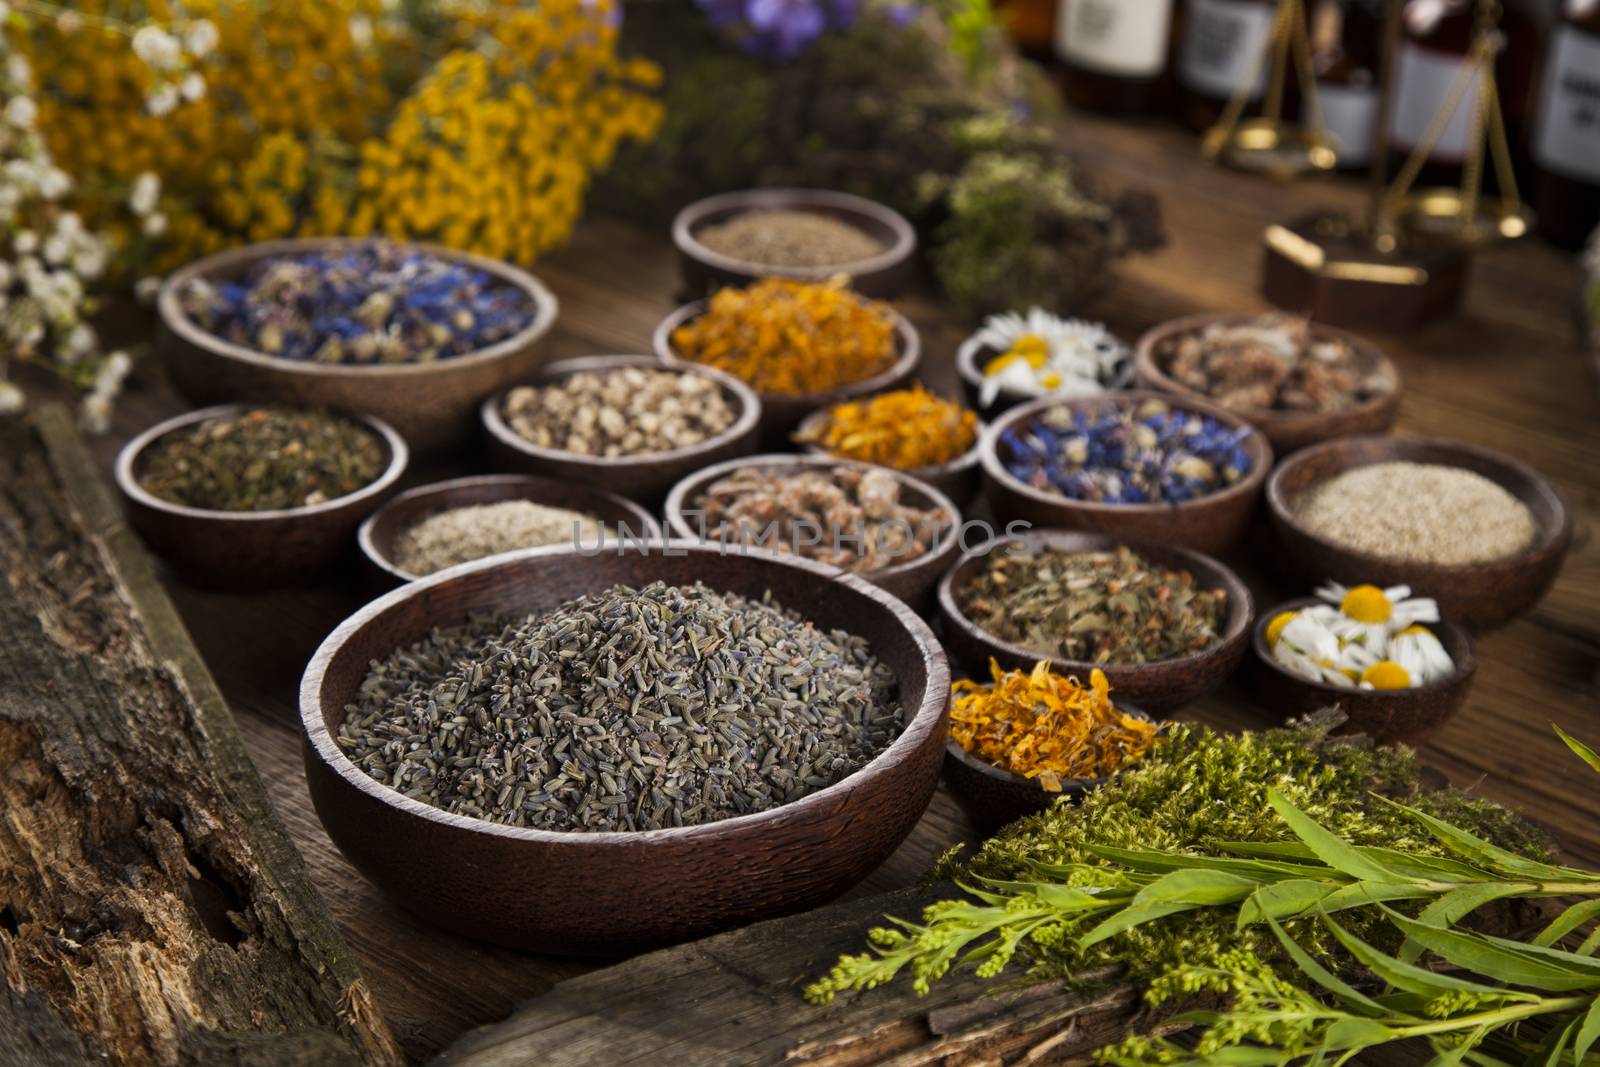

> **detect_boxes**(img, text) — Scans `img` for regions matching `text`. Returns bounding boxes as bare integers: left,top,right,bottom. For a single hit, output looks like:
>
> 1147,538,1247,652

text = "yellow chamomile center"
1340,584,1393,624
1360,661,1412,690
1265,610,1298,647
1398,624,1432,638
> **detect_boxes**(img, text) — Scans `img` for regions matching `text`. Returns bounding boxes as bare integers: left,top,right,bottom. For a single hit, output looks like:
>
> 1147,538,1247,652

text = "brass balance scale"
1202,0,1533,329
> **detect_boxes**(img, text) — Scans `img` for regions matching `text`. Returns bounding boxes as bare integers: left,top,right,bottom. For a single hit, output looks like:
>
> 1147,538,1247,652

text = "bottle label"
1533,25,1600,183
1388,42,1483,162
1057,0,1173,77
1177,0,1275,99
1316,83,1378,167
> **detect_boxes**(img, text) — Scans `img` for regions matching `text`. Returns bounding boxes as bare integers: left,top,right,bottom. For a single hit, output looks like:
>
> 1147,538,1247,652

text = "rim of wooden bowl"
356,473,664,584
480,355,763,473
115,402,409,522
936,528,1255,683
299,540,951,846
652,297,922,409
158,237,558,380
792,403,985,486
1132,312,1402,433
1251,595,1478,699
954,334,1136,409
943,703,1159,792
1264,434,1573,575
671,187,917,283
662,453,963,585
978,388,1274,519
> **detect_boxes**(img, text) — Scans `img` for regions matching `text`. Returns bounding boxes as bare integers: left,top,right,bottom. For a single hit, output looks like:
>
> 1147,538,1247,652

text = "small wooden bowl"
300,542,950,954
481,355,761,507
937,530,1253,713
356,474,663,589
1251,597,1477,746
1265,436,1573,630
158,238,558,454
663,454,963,613
980,390,1274,556
793,405,985,507
115,403,408,591
954,333,1135,420
672,187,917,298
943,707,1157,836
654,297,922,448
1134,313,1402,455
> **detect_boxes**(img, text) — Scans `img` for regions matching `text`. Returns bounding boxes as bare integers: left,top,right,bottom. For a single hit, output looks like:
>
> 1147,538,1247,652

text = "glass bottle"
1531,0,1600,249
1055,0,1178,114
1175,0,1280,130
1312,0,1386,169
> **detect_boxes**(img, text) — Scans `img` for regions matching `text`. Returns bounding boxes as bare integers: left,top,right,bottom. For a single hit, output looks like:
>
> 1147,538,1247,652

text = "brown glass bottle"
1384,0,1539,191
1055,0,1177,114
993,0,1059,58
1174,0,1280,131
1312,0,1386,170
1531,0,1600,249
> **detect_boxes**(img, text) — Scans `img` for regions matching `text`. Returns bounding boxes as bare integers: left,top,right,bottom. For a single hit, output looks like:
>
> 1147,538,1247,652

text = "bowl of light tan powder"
358,474,662,588
1267,436,1572,630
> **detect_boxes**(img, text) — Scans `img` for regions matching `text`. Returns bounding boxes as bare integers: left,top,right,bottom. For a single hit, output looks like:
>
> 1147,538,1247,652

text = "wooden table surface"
81,112,1599,1064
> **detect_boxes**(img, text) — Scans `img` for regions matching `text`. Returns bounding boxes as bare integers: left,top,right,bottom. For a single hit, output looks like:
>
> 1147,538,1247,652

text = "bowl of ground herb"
482,356,761,506
673,188,917,298
116,403,408,590
937,530,1253,713
980,390,1273,555
654,277,921,447
300,541,949,953
1265,435,1572,630
357,474,663,589
159,238,557,453
793,386,985,506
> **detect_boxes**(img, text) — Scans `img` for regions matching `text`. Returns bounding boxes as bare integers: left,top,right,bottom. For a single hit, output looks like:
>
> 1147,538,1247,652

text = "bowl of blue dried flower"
159,238,558,454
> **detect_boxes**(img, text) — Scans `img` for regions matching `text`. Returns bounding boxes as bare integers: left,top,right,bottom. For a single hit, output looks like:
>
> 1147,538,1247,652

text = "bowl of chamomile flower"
1251,583,1476,746
955,308,1134,419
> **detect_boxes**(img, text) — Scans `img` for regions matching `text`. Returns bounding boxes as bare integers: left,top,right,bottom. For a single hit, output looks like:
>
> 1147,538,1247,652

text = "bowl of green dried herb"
300,541,949,954
116,403,408,591
936,529,1253,713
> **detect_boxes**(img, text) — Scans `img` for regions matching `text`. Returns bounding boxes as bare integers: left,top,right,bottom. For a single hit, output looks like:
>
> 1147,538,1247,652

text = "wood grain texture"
0,408,402,1067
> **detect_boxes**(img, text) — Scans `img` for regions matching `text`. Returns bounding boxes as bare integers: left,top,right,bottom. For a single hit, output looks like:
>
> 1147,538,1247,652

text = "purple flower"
694,0,880,60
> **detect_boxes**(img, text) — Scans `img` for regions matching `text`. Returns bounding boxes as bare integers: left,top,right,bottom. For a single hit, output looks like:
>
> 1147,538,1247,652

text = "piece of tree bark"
0,407,403,1067
433,884,1167,1067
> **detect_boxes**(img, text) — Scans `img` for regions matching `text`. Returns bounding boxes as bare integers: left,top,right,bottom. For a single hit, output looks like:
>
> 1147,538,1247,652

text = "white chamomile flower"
1391,625,1455,686
129,172,161,216
146,83,179,117
1265,610,1354,686
132,26,182,71
968,308,1126,406
4,95,36,129
184,19,219,58
1315,582,1439,653
180,72,206,103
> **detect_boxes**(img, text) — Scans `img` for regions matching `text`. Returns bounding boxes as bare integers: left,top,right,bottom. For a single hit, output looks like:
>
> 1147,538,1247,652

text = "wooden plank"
0,408,403,1067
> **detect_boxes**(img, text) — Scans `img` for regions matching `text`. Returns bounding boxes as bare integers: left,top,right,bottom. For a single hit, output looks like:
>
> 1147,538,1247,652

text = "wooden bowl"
1134,313,1402,454
1251,596,1477,745
793,405,985,508
943,707,1157,836
663,454,963,613
954,333,1135,420
937,530,1253,713
1265,436,1573,630
356,473,663,589
481,356,761,507
299,542,950,954
115,403,408,591
980,390,1274,556
654,297,921,448
158,238,558,454
672,187,917,298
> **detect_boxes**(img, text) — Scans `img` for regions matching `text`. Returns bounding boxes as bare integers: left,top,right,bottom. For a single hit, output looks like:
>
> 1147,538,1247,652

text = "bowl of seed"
943,660,1165,834
937,529,1253,713
673,187,916,298
1266,435,1572,630
1251,589,1476,745
664,455,962,612
116,403,408,590
955,308,1135,419
482,355,761,506
300,542,949,953
1135,312,1401,454
357,474,662,589
793,385,984,505
654,276,921,447
159,238,557,453
980,390,1273,555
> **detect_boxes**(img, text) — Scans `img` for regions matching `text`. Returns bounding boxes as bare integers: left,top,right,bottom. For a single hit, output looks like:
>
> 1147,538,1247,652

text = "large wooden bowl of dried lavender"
158,238,557,454
300,542,949,954
936,530,1254,713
